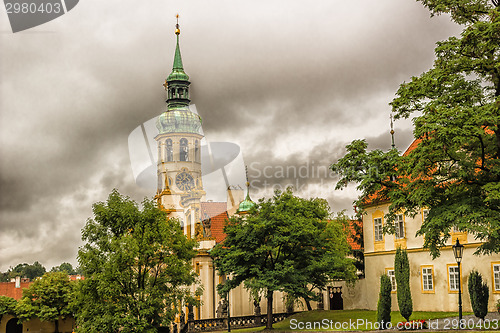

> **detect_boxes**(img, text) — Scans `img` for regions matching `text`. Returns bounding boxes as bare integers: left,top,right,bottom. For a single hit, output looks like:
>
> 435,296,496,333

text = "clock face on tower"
175,171,195,191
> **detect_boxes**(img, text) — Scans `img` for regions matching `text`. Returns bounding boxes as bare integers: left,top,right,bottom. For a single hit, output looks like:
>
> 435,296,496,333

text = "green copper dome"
237,184,255,214
156,106,202,134
237,198,255,213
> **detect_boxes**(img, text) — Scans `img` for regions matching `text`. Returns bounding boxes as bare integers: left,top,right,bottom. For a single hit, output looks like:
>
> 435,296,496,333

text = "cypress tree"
395,247,412,321
468,270,489,321
377,274,392,328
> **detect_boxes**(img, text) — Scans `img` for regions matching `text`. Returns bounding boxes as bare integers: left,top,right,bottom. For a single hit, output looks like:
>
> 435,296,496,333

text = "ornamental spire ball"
175,14,180,35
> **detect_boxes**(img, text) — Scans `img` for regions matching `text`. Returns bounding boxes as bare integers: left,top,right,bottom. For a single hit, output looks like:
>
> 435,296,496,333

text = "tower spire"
390,114,396,150
245,165,251,201
173,14,184,71
165,14,190,110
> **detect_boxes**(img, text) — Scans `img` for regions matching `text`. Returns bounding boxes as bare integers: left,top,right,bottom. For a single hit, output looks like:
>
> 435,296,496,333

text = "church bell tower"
155,15,205,238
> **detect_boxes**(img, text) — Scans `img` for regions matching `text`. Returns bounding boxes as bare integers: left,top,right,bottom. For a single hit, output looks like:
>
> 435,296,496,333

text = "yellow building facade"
362,201,500,312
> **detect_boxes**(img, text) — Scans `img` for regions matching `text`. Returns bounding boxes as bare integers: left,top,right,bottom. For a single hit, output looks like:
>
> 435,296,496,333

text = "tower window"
195,140,200,162
166,139,173,162
180,138,189,161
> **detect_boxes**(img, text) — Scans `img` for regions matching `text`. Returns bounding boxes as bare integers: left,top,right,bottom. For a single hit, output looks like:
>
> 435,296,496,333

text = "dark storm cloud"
0,0,461,270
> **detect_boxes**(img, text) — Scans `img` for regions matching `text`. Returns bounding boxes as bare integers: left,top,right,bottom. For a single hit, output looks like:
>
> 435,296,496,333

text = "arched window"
195,140,200,162
166,139,173,162
180,138,189,161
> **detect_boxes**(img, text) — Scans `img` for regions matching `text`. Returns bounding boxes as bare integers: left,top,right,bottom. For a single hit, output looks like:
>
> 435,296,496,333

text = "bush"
468,270,489,320
395,247,412,321
0,296,17,322
377,274,392,328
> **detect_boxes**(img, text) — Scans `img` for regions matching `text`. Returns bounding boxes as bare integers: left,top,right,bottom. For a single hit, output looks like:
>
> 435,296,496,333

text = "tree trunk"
266,290,273,330
304,298,312,311
54,318,59,333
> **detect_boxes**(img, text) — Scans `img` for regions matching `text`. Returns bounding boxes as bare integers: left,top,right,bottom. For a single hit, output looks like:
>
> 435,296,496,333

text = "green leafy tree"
468,270,489,320
75,190,200,333
377,274,391,329
15,272,75,333
0,296,17,322
211,188,357,329
349,219,365,278
394,248,412,321
8,262,46,280
50,262,77,275
0,271,10,282
331,0,500,257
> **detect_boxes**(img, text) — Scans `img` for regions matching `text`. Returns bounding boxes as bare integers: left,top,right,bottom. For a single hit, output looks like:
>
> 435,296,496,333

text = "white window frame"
395,214,405,239
387,269,396,291
494,264,500,292
422,267,433,291
422,209,429,221
449,265,460,291
374,217,383,242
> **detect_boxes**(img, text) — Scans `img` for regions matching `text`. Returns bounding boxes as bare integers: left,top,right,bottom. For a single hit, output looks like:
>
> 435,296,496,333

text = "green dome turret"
237,176,256,214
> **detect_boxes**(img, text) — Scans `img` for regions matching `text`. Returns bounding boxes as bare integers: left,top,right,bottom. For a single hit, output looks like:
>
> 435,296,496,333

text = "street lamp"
452,239,464,322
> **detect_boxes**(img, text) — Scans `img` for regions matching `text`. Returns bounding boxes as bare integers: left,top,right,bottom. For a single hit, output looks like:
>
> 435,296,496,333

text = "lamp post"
452,239,464,323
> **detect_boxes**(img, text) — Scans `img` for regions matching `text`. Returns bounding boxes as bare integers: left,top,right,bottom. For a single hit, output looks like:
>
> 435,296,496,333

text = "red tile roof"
363,139,421,206
201,202,229,244
402,138,421,156
0,282,32,300
346,220,363,250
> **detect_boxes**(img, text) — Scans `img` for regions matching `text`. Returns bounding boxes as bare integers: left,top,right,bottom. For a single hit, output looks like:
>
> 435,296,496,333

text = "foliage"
50,262,77,275
468,270,489,320
15,272,75,332
350,218,365,278
211,188,357,329
75,189,200,333
0,296,17,322
331,1,500,257
377,274,392,328
394,248,412,321
6,262,46,281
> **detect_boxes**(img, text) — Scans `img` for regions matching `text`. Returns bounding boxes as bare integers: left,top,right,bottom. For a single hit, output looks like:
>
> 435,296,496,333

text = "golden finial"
163,79,168,91
175,14,180,35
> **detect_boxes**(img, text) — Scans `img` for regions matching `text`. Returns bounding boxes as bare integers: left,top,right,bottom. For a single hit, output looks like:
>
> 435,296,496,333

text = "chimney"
15,276,21,288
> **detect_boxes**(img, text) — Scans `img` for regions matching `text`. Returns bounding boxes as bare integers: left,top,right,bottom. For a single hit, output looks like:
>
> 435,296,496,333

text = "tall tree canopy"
50,262,77,275
332,0,500,257
75,190,200,333
211,188,357,329
5,262,46,281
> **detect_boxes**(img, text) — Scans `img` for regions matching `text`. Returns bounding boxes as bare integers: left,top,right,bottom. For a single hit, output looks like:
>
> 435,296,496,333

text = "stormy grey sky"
0,0,461,271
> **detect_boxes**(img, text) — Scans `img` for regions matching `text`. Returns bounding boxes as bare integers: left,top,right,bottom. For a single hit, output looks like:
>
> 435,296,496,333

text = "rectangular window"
374,218,383,242
422,267,434,291
494,264,500,292
449,265,460,292
422,209,429,221
395,214,405,239
387,269,396,291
